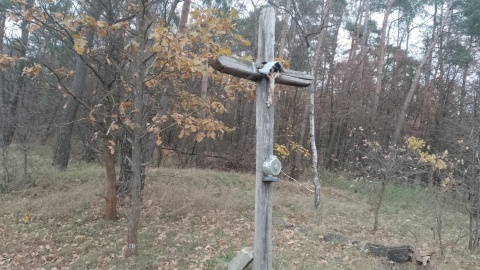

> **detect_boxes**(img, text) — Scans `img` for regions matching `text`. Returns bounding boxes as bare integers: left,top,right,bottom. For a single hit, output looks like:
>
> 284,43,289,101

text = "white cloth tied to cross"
266,73,280,107
259,62,283,108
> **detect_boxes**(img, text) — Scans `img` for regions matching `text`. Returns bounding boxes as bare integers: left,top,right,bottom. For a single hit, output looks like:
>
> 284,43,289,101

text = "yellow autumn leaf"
111,21,129,30
119,102,132,114
22,63,42,78
124,41,139,54
96,20,109,28
211,101,225,113
73,36,87,55
145,79,157,88
0,55,19,71
89,110,96,121
241,40,251,47
274,143,289,159
9,11,19,22
156,134,163,146
19,215,30,224
195,132,205,142
123,118,135,129
52,12,62,19
27,23,40,32
97,28,107,38
32,63,42,77
82,15,97,27
207,131,216,139
108,140,115,155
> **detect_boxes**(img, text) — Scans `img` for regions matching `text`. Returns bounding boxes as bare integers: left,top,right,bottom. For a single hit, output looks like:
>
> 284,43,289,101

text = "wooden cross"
211,6,313,270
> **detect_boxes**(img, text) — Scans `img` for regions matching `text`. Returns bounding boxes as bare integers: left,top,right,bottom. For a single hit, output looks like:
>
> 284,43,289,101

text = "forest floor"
0,151,478,269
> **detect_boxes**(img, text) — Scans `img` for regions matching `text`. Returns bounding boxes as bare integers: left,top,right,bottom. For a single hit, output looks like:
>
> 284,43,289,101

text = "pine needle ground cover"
0,164,477,269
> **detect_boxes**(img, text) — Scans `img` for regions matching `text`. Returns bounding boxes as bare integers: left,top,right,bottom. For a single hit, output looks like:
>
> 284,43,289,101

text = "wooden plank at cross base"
210,56,313,87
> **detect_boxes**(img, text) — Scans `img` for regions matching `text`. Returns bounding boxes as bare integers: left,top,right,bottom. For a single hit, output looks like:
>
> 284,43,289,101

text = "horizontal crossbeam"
210,56,313,87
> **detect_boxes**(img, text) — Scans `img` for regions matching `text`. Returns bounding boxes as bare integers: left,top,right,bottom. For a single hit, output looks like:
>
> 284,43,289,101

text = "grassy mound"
0,152,477,269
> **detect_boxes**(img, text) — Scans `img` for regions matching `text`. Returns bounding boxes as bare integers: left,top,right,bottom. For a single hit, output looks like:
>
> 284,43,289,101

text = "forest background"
1,0,480,268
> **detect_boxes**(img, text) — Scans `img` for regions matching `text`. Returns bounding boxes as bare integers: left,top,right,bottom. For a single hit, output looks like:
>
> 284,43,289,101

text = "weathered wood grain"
253,7,275,270
210,56,313,87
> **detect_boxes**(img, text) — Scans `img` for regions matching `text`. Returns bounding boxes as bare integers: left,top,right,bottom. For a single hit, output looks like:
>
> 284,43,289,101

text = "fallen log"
365,243,413,263
323,232,431,265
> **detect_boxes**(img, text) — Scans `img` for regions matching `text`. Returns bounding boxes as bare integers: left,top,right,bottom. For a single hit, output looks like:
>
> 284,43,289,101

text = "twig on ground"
95,193,107,200
281,170,314,193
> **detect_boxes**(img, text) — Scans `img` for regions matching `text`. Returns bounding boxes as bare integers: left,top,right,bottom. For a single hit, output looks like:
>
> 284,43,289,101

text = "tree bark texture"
308,0,333,207
0,12,6,146
290,99,308,180
196,63,208,168
118,136,133,196
118,134,146,196
309,85,321,207
178,0,191,35
371,0,396,123
126,1,148,257
373,180,386,233
103,137,117,220
52,1,103,169
277,0,291,60
0,1,32,147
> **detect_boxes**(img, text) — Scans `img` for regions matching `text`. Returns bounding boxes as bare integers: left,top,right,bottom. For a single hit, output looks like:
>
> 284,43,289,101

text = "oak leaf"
195,132,205,142
119,102,132,114
156,134,163,146
73,36,87,55
108,141,115,155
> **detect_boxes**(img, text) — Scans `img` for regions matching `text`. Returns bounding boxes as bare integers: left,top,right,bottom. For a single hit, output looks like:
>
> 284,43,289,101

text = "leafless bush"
0,146,23,192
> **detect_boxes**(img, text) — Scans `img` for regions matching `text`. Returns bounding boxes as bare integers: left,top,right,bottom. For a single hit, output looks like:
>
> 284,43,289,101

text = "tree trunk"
0,12,4,52
103,137,117,220
277,0,291,60
1,1,32,147
178,0,191,35
118,135,133,196
272,0,291,109
196,63,208,168
290,100,308,179
0,12,6,147
373,180,386,233
372,0,396,123
324,16,342,170
432,191,444,255
307,0,333,207
52,1,103,169
125,2,148,257
309,85,321,207
459,38,472,120
392,0,454,144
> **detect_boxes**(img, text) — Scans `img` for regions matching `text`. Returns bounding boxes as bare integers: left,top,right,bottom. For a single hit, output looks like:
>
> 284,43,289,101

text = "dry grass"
0,161,478,269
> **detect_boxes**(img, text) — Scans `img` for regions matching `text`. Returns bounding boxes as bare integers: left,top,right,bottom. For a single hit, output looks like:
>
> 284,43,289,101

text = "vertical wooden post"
253,6,275,270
